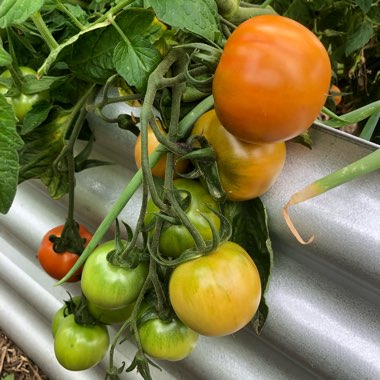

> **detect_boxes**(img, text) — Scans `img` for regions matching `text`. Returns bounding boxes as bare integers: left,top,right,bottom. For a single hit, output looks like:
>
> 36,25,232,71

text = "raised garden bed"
1,103,379,379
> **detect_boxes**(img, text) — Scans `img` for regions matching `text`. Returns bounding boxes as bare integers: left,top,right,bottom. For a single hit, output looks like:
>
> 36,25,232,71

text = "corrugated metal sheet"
1,103,379,379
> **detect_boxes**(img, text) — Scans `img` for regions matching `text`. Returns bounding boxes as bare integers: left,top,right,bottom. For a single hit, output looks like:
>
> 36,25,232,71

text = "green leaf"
223,198,273,334
18,109,72,199
67,9,158,83
21,75,67,95
38,20,111,77
0,0,44,28
359,110,380,141
0,95,23,214
22,101,52,134
354,0,373,13
345,20,374,55
146,0,220,42
0,45,12,66
113,38,161,92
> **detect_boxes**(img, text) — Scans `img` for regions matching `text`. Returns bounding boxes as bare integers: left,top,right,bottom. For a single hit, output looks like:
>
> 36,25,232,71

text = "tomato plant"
138,317,198,361
169,241,261,337
212,15,331,143
192,109,286,201
37,224,93,282
54,314,109,371
81,240,149,310
0,66,49,122
145,178,221,258
134,119,188,178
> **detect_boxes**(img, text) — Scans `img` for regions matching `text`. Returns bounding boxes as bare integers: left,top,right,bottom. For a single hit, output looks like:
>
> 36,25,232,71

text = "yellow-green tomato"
54,314,109,371
0,66,49,121
169,241,262,337
81,240,149,310
139,317,198,361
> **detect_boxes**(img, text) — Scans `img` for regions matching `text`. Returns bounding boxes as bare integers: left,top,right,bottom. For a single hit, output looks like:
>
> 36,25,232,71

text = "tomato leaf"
223,198,273,334
0,0,44,28
345,19,374,56
18,109,72,199
354,0,373,13
113,37,161,92
67,9,159,84
146,0,220,42
21,101,52,134
0,95,23,214
0,45,12,66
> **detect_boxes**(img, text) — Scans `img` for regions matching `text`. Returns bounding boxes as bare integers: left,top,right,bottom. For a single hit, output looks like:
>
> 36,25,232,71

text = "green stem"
53,0,86,30
323,101,380,129
56,95,215,285
31,12,59,50
229,4,277,24
94,0,134,24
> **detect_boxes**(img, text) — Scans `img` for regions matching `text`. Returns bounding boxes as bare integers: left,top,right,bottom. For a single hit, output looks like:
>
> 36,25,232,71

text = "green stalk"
229,4,277,24
56,95,214,285
323,100,380,129
53,0,86,30
94,0,134,24
31,12,59,50
283,148,380,244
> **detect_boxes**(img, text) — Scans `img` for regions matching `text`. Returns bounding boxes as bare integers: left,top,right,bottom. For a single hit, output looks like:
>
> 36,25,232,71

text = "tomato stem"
31,12,59,50
55,94,214,285
53,0,86,31
53,85,97,254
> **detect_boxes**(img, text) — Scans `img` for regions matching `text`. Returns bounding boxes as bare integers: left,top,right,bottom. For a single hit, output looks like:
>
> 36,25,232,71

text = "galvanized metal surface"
0,103,379,380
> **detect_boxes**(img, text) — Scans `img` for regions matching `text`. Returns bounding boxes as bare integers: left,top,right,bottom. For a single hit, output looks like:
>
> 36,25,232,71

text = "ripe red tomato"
192,109,286,201
37,225,93,282
213,15,331,143
169,241,261,337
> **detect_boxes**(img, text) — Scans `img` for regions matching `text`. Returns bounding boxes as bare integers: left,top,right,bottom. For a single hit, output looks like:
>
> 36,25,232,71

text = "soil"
0,329,49,380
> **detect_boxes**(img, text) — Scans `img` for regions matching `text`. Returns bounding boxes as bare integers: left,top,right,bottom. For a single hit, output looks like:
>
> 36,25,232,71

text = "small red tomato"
37,225,92,282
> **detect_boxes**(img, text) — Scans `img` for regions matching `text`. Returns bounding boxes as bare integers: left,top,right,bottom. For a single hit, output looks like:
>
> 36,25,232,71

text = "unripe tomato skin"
0,66,49,122
192,109,286,201
169,241,262,337
54,314,109,371
81,240,149,310
213,15,331,143
138,317,198,361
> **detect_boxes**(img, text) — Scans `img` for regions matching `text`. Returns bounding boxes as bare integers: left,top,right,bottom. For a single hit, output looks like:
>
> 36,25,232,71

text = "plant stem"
31,12,59,50
283,148,380,244
56,94,215,285
53,0,86,30
229,5,277,24
94,0,134,24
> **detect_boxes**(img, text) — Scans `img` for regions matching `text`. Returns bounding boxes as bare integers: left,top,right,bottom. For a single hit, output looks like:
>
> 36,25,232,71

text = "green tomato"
87,301,135,325
52,296,81,337
0,66,49,121
145,179,221,258
54,314,109,371
81,240,149,310
139,317,198,361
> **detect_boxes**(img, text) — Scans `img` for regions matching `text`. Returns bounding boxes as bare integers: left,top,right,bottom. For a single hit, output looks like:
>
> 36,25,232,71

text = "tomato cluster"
43,13,332,377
